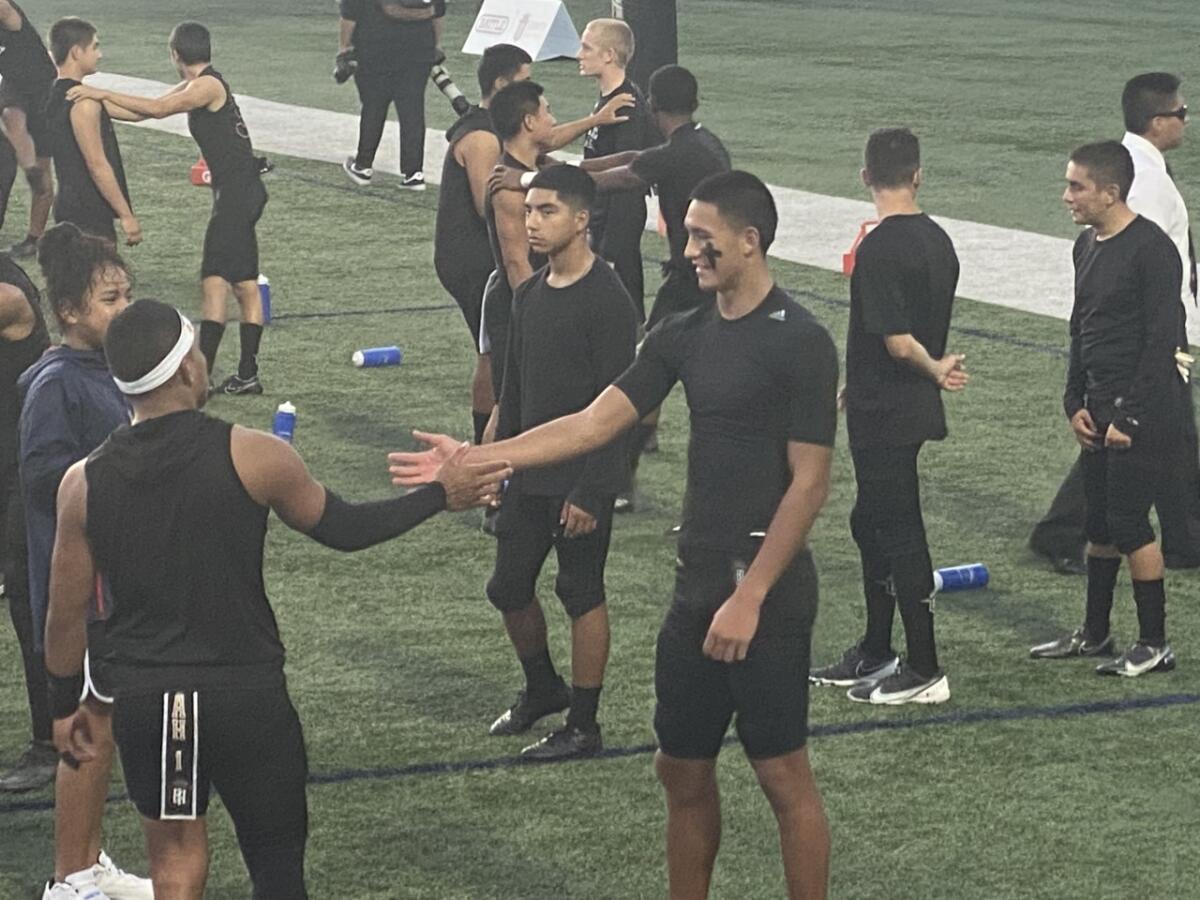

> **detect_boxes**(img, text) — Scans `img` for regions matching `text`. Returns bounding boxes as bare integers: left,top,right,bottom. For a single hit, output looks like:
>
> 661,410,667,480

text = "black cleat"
217,374,263,396
1050,555,1087,576
810,642,900,687
489,681,570,736
520,724,602,761
847,665,950,705
1029,627,1114,659
1095,641,1176,677
0,740,57,793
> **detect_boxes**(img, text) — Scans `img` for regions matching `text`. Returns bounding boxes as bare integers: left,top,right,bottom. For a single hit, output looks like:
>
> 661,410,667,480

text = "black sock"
199,320,225,376
472,411,490,445
892,551,938,677
861,575,897,659
1083,555,1121,643
238,323,263,380
518,648,559,696
566,685,601,729
1131,578,1167,645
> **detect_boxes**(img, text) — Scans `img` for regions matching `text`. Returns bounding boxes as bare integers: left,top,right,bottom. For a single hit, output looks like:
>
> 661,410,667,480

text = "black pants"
353,65,428,176
849,443,935,599
0,134,16,232
2,482,50,743
591,193,646,323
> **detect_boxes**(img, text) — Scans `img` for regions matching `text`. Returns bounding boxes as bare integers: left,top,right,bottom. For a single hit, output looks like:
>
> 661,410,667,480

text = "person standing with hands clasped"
1030,141,1185,676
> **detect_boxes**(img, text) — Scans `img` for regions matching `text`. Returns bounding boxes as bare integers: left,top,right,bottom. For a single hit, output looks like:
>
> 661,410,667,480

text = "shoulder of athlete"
191,73,226,111
454,127,500,165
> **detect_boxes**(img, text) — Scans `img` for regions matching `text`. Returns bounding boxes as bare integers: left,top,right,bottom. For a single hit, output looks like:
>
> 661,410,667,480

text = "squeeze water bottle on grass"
352,346,402,367
933,563,989,592
272,402,296,443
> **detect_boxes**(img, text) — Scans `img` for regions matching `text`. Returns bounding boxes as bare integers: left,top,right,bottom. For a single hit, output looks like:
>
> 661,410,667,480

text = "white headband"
112,311,195,396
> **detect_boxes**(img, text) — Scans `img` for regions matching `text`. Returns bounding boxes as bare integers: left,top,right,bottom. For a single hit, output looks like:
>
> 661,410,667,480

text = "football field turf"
1,2,1198,897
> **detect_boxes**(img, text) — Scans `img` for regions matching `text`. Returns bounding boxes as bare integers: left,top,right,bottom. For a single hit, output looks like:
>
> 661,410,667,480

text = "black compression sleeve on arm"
306,485,447,552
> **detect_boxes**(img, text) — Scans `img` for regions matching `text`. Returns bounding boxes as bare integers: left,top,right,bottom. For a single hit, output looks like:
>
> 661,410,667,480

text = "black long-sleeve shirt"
1064,216,1185,434
497,258,638,513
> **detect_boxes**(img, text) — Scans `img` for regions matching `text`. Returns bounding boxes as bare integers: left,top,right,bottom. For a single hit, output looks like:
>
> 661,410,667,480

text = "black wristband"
47,670,83,720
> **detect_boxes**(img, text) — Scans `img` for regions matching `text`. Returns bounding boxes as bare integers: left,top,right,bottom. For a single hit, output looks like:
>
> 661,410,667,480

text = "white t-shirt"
1122,131,1193,306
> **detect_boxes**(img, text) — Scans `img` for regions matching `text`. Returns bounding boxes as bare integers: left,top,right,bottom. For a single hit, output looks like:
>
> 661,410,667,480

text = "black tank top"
47,79,130,226
485,151,547,297
0,3,54,89
85,411,284,693
434,107,497,278
187,67,258,187
0,259,47,481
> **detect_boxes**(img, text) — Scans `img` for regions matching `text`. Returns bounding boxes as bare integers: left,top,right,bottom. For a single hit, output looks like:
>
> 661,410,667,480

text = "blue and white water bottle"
272,401,296,443
257,274,272,324
933,563,989,592
352,346,402,367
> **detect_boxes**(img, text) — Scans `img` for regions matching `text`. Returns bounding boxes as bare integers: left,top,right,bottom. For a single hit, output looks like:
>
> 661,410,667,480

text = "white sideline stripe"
91,73,1199,343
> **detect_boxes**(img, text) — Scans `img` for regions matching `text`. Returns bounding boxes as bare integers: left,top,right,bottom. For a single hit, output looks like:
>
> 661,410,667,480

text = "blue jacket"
18,346,130,649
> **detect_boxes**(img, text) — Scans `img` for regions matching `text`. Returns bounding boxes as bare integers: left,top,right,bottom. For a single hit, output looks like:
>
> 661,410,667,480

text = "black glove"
334,48,357,84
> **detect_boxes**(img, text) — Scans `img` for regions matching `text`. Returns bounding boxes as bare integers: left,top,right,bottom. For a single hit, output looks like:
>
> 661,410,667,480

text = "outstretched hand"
388,430,462,486
593,91,635,126
433,442,512,511
934,353,968,391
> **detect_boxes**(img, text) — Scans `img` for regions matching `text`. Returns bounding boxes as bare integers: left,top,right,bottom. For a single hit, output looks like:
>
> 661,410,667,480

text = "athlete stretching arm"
66,75,224,120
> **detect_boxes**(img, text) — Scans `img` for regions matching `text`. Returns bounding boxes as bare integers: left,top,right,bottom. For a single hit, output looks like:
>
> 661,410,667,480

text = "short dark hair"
49,17,96,66
478,43,531,98
689,170,778,254
1122,72,1183,134
528,164,596,212
863,127,921,189
649,65,698,115
1069,140,1134,201
169,22,211,65
489,80,544,141
105,300,182,385
36,223,130,330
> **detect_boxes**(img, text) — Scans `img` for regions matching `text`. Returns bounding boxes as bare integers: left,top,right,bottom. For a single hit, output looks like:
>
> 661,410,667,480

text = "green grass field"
1,1,1199,898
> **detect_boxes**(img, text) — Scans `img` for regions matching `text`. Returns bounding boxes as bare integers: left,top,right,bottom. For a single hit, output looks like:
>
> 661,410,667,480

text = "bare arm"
493,190,534,289
703,441,832,662
101,99,147,122
592,165,648,193
546,93,634,151
70,100,138,229
339,17,354,52
457,130,502,218
0,1,22,31
44,463,93,681
884,334,967,390
0,282,33,341
68,76,224,119
579,150,640,173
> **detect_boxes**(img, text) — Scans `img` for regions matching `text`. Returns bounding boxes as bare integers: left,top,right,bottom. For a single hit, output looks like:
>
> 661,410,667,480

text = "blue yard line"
2,692,1194,817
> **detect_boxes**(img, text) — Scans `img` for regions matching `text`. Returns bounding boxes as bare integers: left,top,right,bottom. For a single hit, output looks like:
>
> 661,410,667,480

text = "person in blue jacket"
18,221,151,900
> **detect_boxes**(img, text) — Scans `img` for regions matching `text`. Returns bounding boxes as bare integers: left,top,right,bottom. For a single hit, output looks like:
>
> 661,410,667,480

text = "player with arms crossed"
393,171,835,900
69,22,269,396
45,299,510,899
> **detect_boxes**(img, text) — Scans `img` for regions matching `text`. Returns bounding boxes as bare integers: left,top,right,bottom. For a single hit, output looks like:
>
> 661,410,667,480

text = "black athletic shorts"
654,546,818,761
436,256,492,347
0,79,51,158
113,681,307,826
646,260,711,329
202,176,268,284
1080,418,1175,555
486,492,615,619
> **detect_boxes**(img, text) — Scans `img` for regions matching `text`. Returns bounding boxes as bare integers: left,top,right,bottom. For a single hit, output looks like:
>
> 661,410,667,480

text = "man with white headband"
43,299,511,898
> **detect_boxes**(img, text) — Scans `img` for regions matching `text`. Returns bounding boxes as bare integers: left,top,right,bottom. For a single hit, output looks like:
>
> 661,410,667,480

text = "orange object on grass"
842,219,878,276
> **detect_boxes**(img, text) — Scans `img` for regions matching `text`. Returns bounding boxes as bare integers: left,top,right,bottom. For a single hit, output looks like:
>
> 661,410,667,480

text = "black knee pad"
485,576,536,614
555,584,605,620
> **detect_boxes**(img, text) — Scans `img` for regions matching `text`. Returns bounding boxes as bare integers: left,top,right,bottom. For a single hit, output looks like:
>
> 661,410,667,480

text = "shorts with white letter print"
112,682,308,827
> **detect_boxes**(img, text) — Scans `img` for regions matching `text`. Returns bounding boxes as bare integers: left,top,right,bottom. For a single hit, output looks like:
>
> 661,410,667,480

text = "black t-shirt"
187,67,259,187
0,3,54,92
434,107,499,279
1064,215,1185,433
844,213,959,449
630,123,730,264
615,286,838,554
47,79,130,226
498,258,637,509
340,0,445,70
584,79,658,247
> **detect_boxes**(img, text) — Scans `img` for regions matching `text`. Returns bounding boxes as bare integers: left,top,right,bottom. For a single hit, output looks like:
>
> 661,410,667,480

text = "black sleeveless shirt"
47,78,130,226
85,411,284,693
0,3,54,90
434,107,498,279
0,259,47,486
187,67,258,188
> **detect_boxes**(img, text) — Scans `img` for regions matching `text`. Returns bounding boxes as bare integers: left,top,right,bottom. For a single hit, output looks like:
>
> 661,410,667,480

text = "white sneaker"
847,666,950,705
43,877,109,900
342,157,372,185
400,171,426,190
91,851,153,900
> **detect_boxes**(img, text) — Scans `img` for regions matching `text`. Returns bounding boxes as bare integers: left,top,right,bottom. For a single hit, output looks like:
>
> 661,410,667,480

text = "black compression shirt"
188,67,258,187
0,3,54,90
844,213,959,449
1064,215,1185,432
46,79,130,226
497,258,637,507
85,411,284,694
615,286,838,554
435,107,499,278
630,123,730,264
